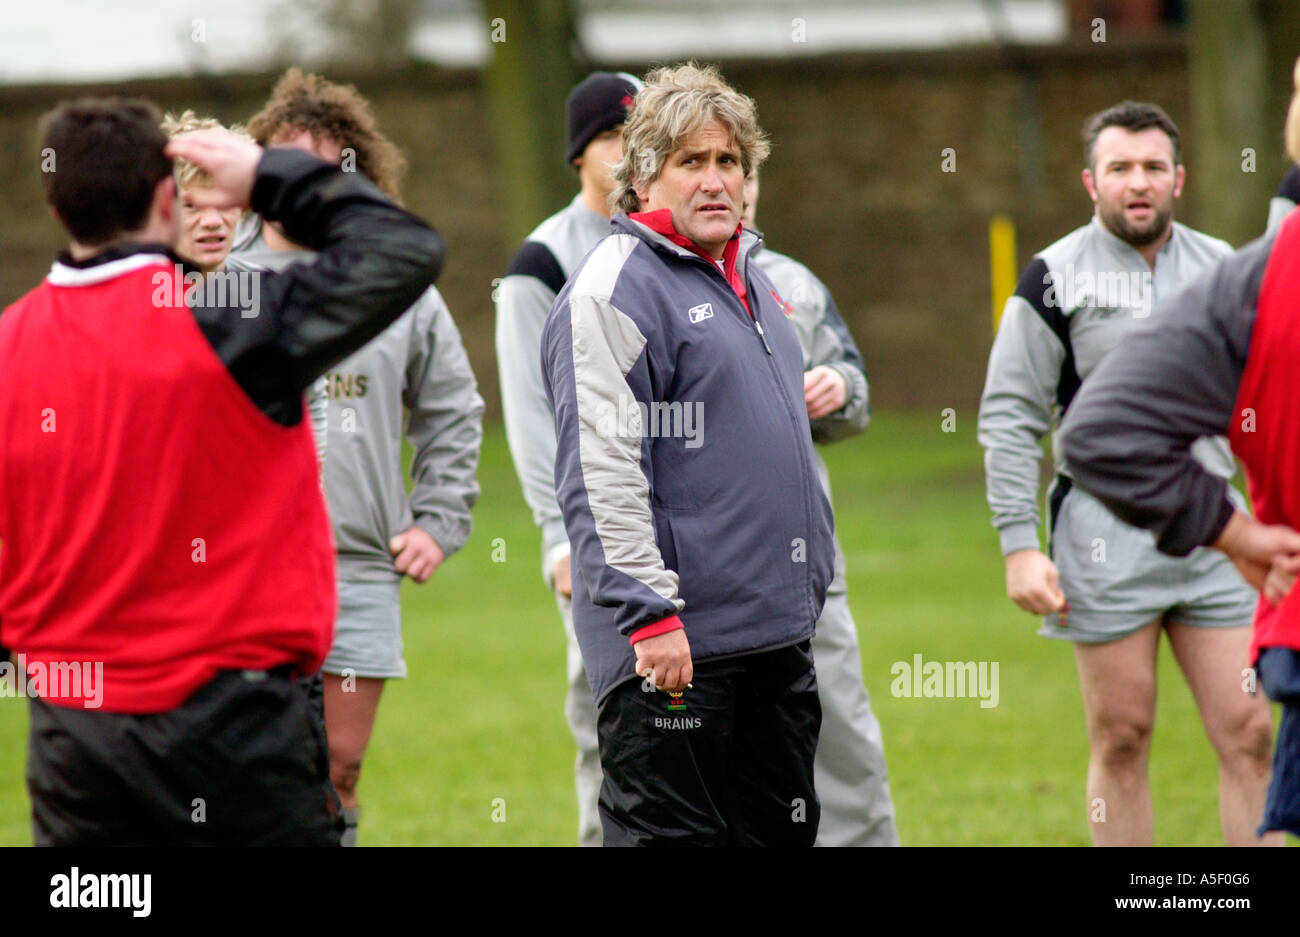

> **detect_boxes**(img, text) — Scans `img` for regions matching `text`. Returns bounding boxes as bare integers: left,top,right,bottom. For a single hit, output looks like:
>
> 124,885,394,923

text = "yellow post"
989,214,1016,334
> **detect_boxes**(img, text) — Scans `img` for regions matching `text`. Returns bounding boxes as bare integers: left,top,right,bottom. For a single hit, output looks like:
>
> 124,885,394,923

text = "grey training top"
234,222,484,581
1062,232,1278,555
495,195,613,582
750,243,870,590
977,216,1234,556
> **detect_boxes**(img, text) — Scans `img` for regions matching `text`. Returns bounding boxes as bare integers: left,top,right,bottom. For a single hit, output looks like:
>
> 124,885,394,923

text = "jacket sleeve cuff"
826,362,866,412
999,521,1042,557
629,615,684,647
412,515,465,559
1203,496,1237,550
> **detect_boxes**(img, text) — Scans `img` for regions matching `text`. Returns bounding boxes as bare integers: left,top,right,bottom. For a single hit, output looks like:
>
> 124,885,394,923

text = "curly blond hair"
246,68,406,202
609,62,769,215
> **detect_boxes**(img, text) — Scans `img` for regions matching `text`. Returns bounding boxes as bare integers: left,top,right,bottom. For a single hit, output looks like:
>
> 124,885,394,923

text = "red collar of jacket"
629,209,750,315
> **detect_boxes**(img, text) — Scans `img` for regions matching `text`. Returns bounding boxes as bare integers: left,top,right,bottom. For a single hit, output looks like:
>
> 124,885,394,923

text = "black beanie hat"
566,71,643,165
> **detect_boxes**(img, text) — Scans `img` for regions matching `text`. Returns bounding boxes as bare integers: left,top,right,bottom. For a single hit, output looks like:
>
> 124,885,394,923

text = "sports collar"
628,208,742,269
47,243,197,288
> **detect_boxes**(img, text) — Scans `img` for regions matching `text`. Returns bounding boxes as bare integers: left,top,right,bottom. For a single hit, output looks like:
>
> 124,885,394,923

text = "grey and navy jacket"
495,195,611,583
1060,219,1300,659
234,221,484,582
540,213,835,702
977,216,1233,556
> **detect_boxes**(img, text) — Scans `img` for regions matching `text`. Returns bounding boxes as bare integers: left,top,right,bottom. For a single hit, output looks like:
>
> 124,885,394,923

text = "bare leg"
1072,620,1161,846
323,674,386,811
1166,622,1282,846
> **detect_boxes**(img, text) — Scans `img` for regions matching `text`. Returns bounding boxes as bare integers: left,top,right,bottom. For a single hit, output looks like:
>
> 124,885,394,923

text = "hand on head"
165,130,263,210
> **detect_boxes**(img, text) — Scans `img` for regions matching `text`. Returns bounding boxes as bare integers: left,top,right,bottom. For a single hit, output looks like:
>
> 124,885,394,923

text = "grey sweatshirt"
751,244,870,592
234,221,484,581
495,195,612,582
977,216,1233,556
1060,233,1277,556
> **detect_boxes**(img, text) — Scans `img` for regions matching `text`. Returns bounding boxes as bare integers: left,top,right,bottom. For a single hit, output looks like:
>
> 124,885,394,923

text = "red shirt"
1230,213,1300,660
629,209,751,314
0,256,336,712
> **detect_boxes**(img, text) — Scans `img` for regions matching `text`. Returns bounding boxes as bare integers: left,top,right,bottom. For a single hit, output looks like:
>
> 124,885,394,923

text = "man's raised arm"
173,130,444,418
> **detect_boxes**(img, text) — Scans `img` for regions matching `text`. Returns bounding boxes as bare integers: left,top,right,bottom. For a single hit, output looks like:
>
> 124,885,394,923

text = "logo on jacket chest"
687,302,714,323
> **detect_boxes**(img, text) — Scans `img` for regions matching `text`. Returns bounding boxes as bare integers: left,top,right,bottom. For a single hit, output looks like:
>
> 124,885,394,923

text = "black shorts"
26,668,343,846
596,639,821,846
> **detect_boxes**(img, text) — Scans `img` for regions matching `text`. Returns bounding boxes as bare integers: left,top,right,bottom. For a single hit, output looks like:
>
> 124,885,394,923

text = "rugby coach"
541,63,835,846
0,98,442,844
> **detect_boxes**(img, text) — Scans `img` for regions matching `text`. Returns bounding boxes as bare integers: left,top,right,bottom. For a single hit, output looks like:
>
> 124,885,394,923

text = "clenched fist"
1005,548,1066,615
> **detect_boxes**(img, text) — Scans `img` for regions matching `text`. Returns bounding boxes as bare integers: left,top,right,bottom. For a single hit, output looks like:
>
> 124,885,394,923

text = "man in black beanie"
495,70,641,846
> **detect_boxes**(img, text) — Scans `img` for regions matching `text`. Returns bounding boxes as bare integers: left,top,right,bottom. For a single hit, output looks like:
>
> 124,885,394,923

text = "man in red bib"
0,98,442,845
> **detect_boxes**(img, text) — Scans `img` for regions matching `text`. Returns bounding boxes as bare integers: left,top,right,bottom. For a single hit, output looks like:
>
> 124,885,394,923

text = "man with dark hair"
0,97,443,845
233,70,483,847
38,100,175,245
1082,100,1182,176
541,63,834,846
978,99,1279,846
1062,57,1300,839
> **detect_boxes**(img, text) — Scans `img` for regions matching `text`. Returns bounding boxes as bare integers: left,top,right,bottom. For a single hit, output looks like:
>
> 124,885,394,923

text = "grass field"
0,410,1289,846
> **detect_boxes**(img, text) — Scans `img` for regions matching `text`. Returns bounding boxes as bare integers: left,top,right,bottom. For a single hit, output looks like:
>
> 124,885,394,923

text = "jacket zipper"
645,231,821,621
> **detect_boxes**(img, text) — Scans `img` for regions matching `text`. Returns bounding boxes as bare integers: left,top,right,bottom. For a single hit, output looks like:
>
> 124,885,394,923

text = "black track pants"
27,668,342,846
596,640,821,846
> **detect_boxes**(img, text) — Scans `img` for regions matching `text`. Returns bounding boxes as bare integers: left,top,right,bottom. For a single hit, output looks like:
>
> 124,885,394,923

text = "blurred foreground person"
0,98,443,844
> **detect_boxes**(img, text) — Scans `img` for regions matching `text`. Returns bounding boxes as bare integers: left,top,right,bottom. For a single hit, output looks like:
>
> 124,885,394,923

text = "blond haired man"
540,63,834,846
162,111,244,274
164,110,331,480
